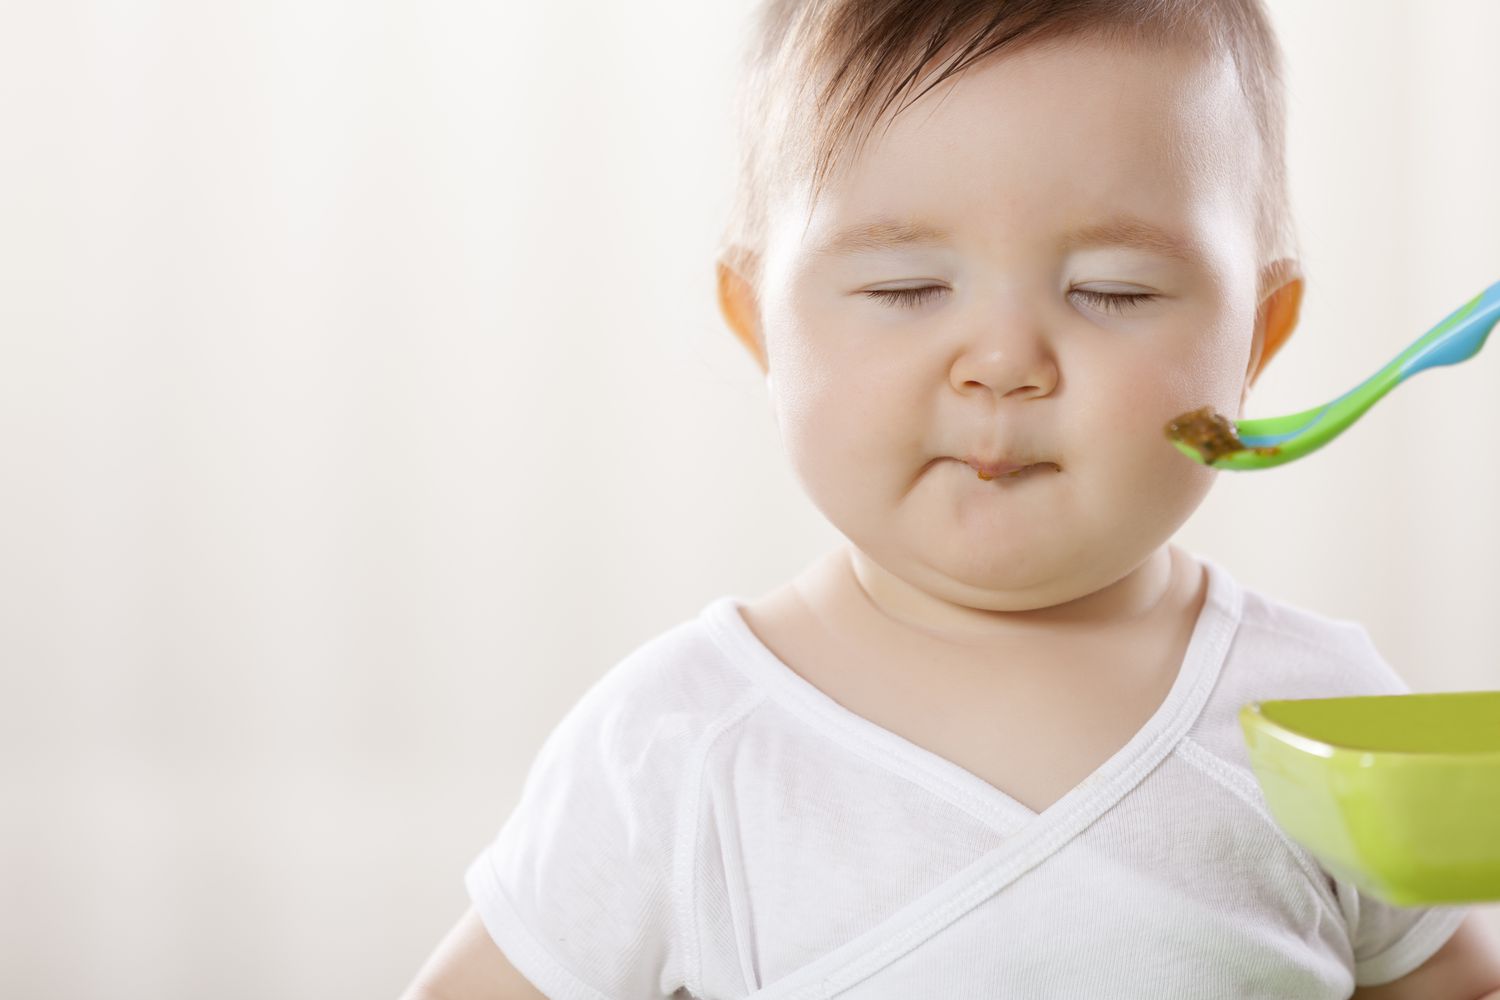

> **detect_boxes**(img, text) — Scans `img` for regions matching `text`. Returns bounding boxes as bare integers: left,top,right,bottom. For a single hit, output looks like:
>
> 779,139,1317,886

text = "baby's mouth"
962,458,1062,480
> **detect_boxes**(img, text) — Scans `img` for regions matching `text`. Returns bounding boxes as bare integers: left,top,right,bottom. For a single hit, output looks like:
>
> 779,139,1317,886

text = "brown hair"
717,0,1298,304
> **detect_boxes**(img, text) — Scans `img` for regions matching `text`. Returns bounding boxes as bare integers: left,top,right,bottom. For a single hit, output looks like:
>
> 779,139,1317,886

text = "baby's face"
751,36,1273,615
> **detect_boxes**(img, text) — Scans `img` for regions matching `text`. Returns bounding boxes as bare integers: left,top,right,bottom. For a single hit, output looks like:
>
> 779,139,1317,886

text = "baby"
404,1,1500,998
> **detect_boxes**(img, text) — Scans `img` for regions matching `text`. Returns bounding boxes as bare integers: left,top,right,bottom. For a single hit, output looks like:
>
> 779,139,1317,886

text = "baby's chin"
915,557,1168,632
928,568,1092,612
886,541,1092,607
895,519,1165,604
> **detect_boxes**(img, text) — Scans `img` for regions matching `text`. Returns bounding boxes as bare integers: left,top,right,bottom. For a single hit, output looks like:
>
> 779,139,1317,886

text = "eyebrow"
809,215,1208,268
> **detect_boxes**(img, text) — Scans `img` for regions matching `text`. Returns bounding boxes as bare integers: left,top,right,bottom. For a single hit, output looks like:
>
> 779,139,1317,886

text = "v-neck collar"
701,554,1243,998
703,552,1242,837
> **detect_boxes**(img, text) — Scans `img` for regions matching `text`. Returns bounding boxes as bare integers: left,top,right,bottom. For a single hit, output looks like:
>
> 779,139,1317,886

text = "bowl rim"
1240,696,1500,762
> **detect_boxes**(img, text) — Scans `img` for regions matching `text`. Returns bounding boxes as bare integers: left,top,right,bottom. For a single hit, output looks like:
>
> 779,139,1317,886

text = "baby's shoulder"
1233,586,1407,695
1179,577,1407,786
552,599,764,757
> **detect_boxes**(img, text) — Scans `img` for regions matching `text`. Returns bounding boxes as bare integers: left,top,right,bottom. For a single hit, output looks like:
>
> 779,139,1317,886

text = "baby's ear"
716,248,768,374
1245,258,1304,391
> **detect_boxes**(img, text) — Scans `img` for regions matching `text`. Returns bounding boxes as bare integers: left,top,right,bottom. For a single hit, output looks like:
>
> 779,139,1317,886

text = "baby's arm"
400,905,548,1000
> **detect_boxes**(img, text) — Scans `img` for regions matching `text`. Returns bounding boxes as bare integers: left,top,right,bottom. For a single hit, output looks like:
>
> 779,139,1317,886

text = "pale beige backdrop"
0,1,1496,998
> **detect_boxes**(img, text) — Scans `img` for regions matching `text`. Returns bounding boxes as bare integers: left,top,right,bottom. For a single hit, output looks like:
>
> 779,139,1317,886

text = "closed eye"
862,286,946,309
862,286,1159,314
1070,288,1159,315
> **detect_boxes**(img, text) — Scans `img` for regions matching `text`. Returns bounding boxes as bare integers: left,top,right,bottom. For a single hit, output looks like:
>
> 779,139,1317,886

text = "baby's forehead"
811,39,1254,195
784,51,1258,256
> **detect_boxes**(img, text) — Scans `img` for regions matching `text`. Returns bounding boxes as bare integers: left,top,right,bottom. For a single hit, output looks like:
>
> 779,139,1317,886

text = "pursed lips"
962,457,1062,480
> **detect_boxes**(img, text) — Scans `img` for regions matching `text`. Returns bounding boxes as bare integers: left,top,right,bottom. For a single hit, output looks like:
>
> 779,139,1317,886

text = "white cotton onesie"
463,551,1471,999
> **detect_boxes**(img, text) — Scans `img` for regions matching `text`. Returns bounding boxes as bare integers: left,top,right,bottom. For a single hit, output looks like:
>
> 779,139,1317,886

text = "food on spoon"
1164,406,1280,464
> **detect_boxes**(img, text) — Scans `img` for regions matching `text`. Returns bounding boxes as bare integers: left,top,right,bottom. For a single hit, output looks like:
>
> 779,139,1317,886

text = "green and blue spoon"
1166,280,1500,469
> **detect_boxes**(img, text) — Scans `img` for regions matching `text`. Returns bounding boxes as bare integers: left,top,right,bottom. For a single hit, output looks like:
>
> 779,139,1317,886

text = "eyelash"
862,286,1159,315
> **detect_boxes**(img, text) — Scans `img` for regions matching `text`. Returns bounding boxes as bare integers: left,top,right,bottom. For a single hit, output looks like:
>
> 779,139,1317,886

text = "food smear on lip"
1163,406,1280,463
968,461,1061,481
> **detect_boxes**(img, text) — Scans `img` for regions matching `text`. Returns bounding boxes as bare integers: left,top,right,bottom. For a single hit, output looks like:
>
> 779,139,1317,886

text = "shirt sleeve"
464,661,692,1000
1331,878,1470,987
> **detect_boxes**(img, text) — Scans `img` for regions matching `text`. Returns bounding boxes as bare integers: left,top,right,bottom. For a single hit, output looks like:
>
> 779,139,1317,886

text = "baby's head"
715,0,1305,622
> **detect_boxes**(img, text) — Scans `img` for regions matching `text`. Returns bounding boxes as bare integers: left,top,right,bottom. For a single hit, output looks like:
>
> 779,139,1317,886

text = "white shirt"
465,552,1470,999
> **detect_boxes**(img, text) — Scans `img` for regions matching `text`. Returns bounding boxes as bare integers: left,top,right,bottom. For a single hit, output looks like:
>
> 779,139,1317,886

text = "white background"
1,1,1496,997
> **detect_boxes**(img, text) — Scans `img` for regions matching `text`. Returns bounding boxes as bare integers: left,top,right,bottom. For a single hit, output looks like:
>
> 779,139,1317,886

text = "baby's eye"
862,285,946,309
1070,288,1159,315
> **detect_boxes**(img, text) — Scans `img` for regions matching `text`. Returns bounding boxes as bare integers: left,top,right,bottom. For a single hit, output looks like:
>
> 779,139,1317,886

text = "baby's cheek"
1142,341,1243,421
1081,360,1190,433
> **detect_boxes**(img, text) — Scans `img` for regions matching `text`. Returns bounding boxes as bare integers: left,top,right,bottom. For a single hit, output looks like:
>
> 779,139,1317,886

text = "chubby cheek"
769,307,913,468
1115,319,1246,425
784,384,909,489
773,362,921,507
1085,342,1236,494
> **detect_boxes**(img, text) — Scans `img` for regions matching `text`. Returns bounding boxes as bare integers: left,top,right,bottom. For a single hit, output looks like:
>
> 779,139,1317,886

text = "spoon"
1165,279,1500,470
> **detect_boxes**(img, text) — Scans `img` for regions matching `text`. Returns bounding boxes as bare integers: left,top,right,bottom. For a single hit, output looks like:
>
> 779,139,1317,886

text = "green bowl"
1240,690,1500,905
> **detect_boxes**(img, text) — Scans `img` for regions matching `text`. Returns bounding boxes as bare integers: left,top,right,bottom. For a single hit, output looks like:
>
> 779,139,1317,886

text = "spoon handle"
1393,279,1500,380
1234,280,1500,462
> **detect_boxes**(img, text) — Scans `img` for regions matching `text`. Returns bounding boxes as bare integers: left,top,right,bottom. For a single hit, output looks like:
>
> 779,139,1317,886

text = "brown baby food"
1164,406,1251,463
